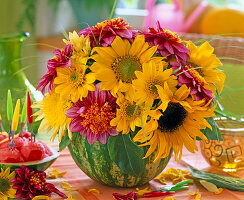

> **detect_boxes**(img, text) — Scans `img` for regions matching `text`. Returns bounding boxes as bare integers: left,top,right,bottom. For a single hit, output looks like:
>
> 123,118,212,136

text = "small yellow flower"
135,187,152,196
32,195,50,200
61,182,78,192
47,168,67,179
63,31,91,59
88,188,100,195
0,167,16,200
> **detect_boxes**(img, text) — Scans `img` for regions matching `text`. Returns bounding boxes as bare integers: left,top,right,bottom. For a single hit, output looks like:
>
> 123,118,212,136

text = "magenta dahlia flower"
171,62,213,103
12,165,67,200
79,17,139,47
144,21,189,63
112,192,137,200
37,44,72,94
65,84,119,145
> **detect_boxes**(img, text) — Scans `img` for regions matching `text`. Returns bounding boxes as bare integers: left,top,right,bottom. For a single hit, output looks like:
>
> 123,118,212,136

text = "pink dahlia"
12,165,67,200
79,17,139,47
171,62,213,103
65,85,119,145
144,21,189,63
37,44,72,94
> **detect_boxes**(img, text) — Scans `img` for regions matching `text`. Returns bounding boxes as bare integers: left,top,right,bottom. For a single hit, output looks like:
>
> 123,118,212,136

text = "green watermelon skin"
68,134,172,187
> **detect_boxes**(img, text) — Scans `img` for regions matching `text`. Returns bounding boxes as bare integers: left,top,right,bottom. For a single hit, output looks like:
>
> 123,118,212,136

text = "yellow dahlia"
110,93,148,134
63,31,91,59
54,58,96,102
33,92,73,142
91,35,158,96
0,167,16,200
133,82,215,162
132,60,177,107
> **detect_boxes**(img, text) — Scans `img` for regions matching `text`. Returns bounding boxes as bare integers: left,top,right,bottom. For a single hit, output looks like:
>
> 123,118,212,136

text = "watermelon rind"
0,146,59,172
68,133,172,187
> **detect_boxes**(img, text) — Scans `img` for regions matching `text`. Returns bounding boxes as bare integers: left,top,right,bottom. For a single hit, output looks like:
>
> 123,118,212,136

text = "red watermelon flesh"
0,132,53,163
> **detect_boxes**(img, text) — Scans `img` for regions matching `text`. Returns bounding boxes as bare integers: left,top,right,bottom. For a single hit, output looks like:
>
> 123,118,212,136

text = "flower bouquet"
35,17,225,187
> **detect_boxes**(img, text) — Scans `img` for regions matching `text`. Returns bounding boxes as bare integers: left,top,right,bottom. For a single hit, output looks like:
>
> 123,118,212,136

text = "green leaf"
21,93,27,123
107,133,145,177
7,90,13,121
188,167,244,192
59,131,72,151
200,117,223,141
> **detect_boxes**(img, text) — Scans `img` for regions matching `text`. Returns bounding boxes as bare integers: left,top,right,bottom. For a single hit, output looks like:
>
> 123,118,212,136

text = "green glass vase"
0,32,43,132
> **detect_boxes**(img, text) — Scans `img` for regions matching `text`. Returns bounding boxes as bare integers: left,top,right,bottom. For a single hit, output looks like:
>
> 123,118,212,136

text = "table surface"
48,142,244,200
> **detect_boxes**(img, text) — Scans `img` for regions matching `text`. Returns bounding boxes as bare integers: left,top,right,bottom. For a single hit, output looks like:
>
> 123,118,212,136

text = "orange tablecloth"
48,143,244,200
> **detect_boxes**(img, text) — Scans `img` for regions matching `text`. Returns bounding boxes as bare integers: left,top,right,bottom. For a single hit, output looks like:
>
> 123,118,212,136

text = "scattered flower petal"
195,193,201,200
136,187,152,196
215,188,224,195
112,192,137,200
47,168,67,179
163,197,176,200
188,189,199,196
32,195,50,200
88,188,100,195
61,182,78,192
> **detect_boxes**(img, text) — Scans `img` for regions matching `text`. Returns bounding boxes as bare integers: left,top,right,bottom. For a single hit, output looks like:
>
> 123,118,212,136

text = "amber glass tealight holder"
200,118,244,172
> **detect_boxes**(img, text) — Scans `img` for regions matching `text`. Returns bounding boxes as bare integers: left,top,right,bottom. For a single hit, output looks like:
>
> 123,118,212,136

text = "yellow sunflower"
132,60,177,107
54,57,96,102
110,93,148,134
63,31,91,59
91,35,158,96
186,41,226,94
133,82,215,162
33,91,73,142
0,168,16,200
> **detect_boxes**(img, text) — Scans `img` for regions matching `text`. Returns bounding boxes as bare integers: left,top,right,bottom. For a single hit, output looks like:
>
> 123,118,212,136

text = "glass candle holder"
200,118,244,172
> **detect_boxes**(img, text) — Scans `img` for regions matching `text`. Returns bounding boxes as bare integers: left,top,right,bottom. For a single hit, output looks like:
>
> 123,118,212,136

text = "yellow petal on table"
61,182,78,191
12,99,20,132
47,168,67,179
32,195,50,200
199,180,219,193
163,197,176,200
65,196,74,200
136,187,152,196
88,188,100,195
214,188,224,195
195,193,202,200
188,189,199,196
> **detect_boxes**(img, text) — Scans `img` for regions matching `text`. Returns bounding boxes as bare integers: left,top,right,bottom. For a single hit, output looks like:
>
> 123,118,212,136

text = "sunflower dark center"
0,178,10,193
158,102,187,132
111,55,141,83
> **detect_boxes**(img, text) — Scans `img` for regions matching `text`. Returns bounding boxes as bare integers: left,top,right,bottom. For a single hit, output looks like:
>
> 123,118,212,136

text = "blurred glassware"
0,32,43,132
200,118,244,172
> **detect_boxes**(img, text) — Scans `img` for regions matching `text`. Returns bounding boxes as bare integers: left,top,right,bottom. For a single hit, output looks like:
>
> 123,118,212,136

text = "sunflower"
91,35,158,97
54,57,96,102
63,31,91,59
133,82,215,162
0,167,16,200
33,91,73,142
110,93,148,134
172,41,225,102
132,60,177,107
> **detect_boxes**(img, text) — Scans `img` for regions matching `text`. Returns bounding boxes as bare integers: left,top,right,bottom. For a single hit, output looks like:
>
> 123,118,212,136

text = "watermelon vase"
68,133,172,187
